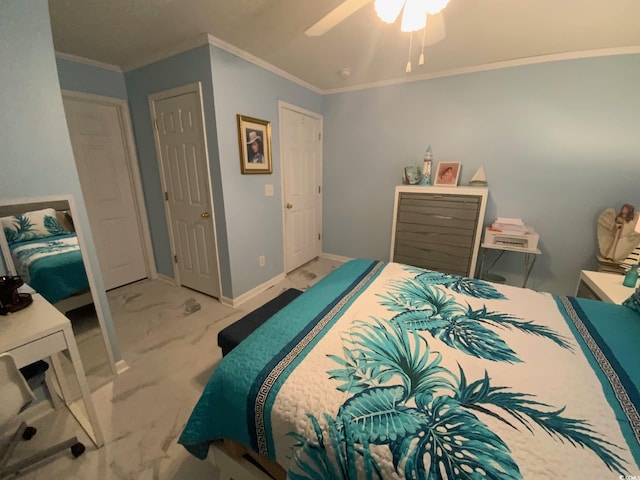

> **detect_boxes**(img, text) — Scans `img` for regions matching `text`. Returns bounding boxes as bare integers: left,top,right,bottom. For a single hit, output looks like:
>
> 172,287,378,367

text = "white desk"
479,243,542,288
0,294,104,447
576,270,639,304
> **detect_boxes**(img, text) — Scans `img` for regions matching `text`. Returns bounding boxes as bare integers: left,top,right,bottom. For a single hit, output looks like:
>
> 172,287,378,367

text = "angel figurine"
597,204,640,261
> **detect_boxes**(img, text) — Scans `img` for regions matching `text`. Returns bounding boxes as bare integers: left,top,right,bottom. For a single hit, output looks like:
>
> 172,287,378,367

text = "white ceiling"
48,0,640,92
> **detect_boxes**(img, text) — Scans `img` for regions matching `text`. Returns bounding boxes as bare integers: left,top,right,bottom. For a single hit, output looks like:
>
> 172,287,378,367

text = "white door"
64,98,148,290
280,105,323,272
150,87,220,298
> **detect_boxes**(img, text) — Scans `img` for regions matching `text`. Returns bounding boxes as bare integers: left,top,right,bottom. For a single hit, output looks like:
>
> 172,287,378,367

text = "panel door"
281,107,322,273
152,91,220,298
64,98,147,290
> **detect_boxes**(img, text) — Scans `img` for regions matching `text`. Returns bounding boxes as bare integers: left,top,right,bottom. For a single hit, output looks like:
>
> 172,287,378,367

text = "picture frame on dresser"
434,162,461,186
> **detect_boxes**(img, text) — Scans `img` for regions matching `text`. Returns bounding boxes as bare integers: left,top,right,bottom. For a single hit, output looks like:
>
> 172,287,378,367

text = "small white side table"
576,270,638,304
479,243,542,288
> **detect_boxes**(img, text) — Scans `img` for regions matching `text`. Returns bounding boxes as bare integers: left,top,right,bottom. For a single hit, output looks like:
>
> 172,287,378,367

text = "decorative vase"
622,266,639,287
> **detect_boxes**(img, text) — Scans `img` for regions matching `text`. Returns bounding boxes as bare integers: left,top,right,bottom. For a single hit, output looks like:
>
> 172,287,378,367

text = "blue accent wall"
124,43,322,299
124,46,231,294
0,0,120,359
323,54,640,294
56,57,128,99
208,45,323,297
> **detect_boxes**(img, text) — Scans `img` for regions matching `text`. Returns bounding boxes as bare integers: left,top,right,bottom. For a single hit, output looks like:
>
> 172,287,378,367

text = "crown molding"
121,34,211,72
204,34,323,94
55,51,122,72
324,45,640,95
59,42,640,96
121,33,323,94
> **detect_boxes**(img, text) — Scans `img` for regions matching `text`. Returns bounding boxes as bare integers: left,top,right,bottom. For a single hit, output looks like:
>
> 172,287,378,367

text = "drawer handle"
434,215,453,220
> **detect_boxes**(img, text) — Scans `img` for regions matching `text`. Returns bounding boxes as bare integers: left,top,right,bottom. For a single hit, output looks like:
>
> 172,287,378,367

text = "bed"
179,259,640,479
0,205,92,311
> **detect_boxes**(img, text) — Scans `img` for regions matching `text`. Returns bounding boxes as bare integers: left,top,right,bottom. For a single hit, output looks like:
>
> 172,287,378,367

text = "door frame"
148,82,222,296
62,89,157,282
277,101,324,273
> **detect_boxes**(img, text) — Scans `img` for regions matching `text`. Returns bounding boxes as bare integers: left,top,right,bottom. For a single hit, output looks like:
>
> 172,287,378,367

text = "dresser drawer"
390,187,488,278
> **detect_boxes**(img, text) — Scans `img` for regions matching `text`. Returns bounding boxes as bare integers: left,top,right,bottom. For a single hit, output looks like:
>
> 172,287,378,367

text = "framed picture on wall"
237,114,272,174
433,162,461,186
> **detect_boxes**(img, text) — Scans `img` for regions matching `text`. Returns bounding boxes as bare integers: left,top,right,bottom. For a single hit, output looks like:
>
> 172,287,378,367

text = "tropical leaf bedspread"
179,260,640,479
10,233,90,304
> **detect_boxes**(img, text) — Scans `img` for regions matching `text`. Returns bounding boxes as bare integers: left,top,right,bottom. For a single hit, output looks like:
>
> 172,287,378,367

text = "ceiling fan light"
374,0,406,24
401,0,428,32
425,0,450,15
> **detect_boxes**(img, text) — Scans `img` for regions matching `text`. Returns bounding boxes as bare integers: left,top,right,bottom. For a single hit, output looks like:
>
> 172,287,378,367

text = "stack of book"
488,218,529,235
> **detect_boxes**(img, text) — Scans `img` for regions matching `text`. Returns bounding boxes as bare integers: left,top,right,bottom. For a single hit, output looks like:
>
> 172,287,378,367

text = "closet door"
64,96,148,290
390,186,488,277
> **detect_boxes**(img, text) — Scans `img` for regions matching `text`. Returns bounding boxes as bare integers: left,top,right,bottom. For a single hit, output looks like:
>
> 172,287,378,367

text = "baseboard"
115,360,130,375
220,273,287,308
320,252,352,263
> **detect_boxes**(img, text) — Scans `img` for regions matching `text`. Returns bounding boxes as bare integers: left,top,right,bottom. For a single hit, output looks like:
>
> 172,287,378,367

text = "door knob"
286,203,293,209
201,212,210,218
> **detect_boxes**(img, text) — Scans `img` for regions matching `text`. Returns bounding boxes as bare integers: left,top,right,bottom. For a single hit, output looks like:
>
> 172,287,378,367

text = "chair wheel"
22,426,37,440
71,442,85,458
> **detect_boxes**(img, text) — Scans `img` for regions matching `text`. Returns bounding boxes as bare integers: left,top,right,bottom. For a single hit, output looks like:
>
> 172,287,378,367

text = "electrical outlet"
259,255,266,267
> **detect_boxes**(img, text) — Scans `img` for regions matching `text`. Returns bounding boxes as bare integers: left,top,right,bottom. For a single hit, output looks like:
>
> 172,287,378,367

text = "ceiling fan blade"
424,12,446,45
305,0,374,36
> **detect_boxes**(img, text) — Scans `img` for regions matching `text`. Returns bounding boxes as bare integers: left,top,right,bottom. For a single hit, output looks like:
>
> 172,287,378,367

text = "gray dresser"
390,186,488,277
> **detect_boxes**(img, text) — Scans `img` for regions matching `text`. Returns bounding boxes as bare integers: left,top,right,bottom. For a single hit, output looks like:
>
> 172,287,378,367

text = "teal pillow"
622,286,640,313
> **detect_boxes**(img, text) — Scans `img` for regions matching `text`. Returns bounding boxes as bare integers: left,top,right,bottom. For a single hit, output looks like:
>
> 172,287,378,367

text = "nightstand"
575,270,639,304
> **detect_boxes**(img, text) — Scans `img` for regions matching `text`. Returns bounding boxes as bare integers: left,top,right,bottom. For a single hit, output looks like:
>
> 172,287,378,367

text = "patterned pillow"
1,208,69,245
622,286,640,313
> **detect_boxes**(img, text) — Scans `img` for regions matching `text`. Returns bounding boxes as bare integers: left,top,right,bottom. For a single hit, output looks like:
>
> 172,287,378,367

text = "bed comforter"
179,260,640,479
10,233,90,304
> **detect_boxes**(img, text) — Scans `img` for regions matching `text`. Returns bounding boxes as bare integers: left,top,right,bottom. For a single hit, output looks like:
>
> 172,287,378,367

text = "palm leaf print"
327,347,372,394
338,386,426,445
289,413,382,480
453,368,628,473
14,214,34,235
403,265,507,300
378,279,465,318
434,314,521,363
465,305,572,350
345,319,454,398
43,215,66,235
3,227,18,244
390,396,521,480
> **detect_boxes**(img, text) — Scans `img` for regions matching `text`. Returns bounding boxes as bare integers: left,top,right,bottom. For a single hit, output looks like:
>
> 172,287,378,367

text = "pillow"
1,208,69,245
622,285,640,313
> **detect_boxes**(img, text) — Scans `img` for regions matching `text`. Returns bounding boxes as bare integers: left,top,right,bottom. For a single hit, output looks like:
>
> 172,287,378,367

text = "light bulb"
401,0,428,32
374,0,406,24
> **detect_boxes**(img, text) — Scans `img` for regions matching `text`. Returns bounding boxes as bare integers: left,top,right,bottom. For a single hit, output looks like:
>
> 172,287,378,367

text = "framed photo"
434,162,461,186
237,114,272,174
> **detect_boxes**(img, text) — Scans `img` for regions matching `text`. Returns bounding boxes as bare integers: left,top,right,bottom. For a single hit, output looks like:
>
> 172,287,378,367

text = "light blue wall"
124,43,322,299
208,45,323,297
56,57,128,99
124,46,231,294
323,54,640,295
0,0,120,359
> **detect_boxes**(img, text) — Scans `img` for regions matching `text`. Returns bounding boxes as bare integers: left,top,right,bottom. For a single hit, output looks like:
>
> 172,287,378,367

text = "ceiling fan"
305,0,448,47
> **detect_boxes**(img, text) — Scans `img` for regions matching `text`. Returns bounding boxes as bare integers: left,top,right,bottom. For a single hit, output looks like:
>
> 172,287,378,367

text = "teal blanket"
10,233,90,304
180,260,640,478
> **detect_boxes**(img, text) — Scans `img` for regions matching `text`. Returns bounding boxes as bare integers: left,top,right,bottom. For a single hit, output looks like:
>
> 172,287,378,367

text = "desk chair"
0,354,85,478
